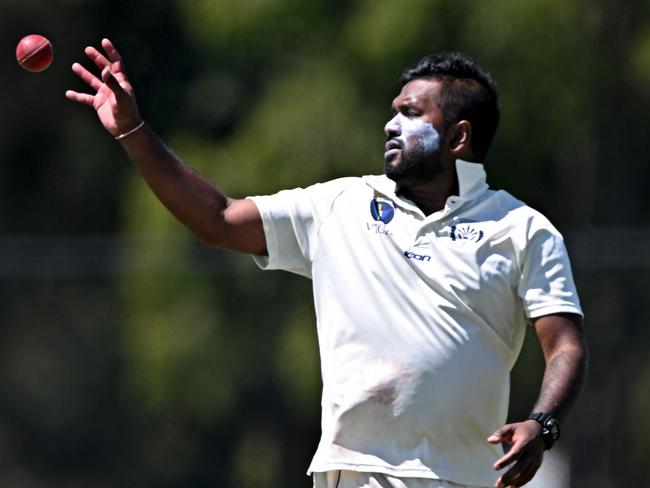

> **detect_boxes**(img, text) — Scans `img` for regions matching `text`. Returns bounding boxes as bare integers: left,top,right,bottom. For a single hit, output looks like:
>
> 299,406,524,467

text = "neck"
397,164,458,216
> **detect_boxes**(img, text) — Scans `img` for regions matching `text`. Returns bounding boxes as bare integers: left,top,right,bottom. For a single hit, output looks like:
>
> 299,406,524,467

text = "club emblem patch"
370,198,395,224
450,223,484,243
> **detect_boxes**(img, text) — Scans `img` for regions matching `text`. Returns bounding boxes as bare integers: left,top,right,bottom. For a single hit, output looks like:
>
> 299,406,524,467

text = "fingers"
101,38,122,63
494,441,522,470
101,67,127,99
85,45,111,71
65,90,95,107
487,425,514,444
72,62,102,91
499,465,531,487
496,456,541,487
490,421,545,487
84,38,125,71
66,63,126,108
67,61,101,106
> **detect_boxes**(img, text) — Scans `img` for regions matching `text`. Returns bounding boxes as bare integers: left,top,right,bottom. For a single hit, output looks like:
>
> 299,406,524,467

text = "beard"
384,149,444,187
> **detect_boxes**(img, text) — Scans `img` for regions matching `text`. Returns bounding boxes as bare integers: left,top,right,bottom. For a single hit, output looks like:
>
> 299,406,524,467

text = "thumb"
102,68,126,98
487,424,514,444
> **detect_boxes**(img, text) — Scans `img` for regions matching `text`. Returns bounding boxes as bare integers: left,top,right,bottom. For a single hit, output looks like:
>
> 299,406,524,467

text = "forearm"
488,327,587,487
119,123,230,246
533,340,588,421
66,40,266,254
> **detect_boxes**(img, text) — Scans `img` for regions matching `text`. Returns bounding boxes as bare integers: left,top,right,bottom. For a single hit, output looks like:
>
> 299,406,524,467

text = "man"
66,40,588,488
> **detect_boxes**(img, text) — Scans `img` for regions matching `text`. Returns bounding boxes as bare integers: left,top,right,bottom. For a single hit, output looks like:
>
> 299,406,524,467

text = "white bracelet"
115,121,145,140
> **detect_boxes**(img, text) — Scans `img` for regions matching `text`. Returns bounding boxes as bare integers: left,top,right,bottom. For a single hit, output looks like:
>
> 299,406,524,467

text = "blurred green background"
1,0,649,486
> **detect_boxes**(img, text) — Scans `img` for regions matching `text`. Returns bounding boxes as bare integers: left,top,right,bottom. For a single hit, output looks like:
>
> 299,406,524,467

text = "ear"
448,120,473,159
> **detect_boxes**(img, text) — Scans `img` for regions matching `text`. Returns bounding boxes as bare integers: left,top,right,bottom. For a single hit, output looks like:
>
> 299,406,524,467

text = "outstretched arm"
66,38,267,255
487,313,588,488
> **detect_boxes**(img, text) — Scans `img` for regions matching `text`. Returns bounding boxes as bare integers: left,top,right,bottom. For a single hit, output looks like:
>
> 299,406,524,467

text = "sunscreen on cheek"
400,115,441,154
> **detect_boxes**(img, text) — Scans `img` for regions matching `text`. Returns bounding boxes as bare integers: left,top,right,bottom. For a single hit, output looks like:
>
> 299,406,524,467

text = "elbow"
192,204,233,249
196,232,223,249
193,222,229,249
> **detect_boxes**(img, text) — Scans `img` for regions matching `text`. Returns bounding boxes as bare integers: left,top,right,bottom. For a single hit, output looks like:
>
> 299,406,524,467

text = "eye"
401,106,420,117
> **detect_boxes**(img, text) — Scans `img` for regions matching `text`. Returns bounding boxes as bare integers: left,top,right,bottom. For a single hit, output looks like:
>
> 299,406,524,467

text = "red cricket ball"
16,34,54,72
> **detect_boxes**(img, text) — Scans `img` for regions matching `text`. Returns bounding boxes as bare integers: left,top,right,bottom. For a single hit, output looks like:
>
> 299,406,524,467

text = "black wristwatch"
528,412,560,450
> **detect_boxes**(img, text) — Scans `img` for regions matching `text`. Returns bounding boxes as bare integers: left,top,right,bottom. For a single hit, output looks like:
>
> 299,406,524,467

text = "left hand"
487,419,545,487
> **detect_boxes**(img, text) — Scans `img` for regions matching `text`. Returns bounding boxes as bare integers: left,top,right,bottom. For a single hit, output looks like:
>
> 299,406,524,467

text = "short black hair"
400,52,500,161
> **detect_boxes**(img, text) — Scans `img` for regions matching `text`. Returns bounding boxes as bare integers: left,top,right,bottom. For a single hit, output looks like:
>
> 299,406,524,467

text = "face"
384,79,448,185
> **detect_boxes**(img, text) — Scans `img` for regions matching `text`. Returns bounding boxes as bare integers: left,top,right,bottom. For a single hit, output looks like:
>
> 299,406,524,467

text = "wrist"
115,120,145,140
528,412,560,450
524,418,543,433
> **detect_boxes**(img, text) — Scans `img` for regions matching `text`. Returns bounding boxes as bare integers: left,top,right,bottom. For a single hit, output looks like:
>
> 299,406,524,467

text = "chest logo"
450,223,484,243
370,198,395,224
404,250,432,262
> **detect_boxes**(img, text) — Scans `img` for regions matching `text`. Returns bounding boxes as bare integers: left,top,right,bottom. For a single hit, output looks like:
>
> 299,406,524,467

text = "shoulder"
491,195,573,281
490,189,562,235
306,176,364,198
250,176,362,209
293,176,368,214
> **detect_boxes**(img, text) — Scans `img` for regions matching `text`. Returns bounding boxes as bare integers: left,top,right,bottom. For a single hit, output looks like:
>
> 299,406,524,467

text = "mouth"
384,139,402,162
385,139,402,151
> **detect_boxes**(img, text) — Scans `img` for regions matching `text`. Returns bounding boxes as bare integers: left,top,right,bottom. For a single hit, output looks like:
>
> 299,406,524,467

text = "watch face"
544,419,560,440
529,413,561,448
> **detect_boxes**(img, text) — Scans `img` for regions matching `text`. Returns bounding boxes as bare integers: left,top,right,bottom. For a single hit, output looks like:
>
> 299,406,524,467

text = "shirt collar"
455,159,489,201
363,159,489,208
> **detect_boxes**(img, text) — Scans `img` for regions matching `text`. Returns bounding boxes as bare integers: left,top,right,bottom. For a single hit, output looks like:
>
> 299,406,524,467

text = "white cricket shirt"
248,160,582,487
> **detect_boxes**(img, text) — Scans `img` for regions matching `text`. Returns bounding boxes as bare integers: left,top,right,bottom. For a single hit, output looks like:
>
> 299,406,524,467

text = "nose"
384,114,401,138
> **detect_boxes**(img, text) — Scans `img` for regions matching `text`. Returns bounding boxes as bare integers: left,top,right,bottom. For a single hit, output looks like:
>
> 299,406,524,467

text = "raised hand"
66,38,143,139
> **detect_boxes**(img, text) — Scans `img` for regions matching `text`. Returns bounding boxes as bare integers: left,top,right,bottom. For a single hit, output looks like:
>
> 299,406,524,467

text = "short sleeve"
518,219,583,319
247,178,357,279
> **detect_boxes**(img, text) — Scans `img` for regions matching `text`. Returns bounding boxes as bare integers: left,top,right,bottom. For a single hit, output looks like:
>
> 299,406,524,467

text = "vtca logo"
370,198,395,224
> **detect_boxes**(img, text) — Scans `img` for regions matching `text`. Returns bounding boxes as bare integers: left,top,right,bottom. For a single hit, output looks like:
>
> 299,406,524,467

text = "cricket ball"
16,34,54,72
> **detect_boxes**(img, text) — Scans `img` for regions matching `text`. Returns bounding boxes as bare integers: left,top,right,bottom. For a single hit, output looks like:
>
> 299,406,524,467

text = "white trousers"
312,471,489,488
